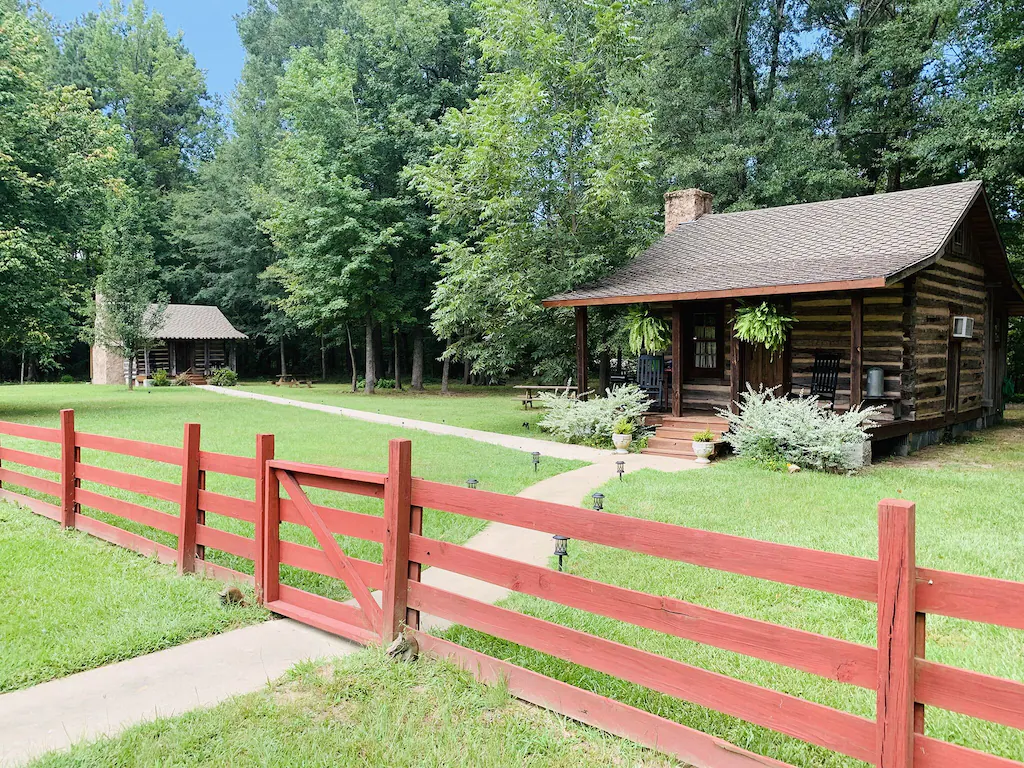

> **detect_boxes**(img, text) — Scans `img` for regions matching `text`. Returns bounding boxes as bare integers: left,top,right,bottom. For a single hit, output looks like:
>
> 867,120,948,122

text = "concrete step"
642,447,698,459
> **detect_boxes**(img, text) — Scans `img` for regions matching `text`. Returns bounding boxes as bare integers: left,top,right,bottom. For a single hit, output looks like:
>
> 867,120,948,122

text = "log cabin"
544,181,1024,459
91,303,247,385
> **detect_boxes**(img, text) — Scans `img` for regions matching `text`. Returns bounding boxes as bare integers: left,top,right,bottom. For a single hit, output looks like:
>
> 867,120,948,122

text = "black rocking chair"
807,352,841,409
637,354,665,409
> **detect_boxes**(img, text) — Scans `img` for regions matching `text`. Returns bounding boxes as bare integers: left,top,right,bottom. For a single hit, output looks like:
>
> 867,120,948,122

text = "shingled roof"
152,304,248,340
544,181,1023,309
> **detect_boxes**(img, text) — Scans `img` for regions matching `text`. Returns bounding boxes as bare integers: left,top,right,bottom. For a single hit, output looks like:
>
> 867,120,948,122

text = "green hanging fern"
732,301,796,360
625,306,670,355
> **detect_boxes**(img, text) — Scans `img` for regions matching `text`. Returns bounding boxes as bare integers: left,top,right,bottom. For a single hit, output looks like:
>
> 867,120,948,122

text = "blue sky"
42,0,248,100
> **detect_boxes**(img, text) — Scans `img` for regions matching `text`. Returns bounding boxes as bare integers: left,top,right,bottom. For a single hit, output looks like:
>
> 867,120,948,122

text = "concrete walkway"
197,385,608,461
0,438,699,765
0,621,357,767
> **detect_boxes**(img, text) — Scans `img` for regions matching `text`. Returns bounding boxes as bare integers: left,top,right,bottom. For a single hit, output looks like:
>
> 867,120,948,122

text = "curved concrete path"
196,385,608,461
0,422,699,765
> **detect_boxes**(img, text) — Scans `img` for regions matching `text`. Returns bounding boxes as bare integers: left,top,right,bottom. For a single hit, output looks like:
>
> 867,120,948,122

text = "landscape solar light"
531,451,541,471
552,534,570,572
467,478,478,489
616,460,625,481
592,492,604,511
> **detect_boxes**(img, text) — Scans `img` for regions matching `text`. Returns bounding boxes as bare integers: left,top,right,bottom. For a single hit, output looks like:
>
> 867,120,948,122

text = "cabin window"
953,226,964,246
692,312,719,371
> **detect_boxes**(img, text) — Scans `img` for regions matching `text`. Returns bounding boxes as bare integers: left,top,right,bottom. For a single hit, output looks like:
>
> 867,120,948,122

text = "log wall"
911,231,988,420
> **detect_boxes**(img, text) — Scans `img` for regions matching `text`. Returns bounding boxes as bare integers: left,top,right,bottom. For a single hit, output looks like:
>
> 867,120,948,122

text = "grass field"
238,381,560,440
0,503,265,692
0,384,582,690
28,650,673,768
446,409,1024,766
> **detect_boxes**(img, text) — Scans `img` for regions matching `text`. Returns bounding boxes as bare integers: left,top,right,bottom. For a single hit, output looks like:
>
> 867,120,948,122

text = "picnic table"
513,384,577,409
270,374,315,388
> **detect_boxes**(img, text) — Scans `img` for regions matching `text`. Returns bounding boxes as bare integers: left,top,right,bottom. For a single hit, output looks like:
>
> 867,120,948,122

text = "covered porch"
569,288,889,422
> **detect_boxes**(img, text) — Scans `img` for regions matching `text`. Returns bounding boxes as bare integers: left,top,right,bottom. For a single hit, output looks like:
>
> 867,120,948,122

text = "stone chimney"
664,188,714,233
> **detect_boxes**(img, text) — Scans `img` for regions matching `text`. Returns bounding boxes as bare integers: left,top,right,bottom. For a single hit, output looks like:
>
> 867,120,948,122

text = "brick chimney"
664,188,713,233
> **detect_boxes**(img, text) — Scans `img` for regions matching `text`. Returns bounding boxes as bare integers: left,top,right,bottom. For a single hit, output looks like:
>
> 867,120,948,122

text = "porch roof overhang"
543,181,1024,315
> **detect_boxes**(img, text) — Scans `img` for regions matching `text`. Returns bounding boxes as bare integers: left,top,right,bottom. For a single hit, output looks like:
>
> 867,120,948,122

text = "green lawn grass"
0,501,266,692
446,409,1024,766
0,384,582,690
28,650,674,768
238,381,559,440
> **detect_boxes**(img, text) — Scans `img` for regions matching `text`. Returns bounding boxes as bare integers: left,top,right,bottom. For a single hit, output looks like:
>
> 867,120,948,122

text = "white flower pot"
691,441,715,464
612,433,632,454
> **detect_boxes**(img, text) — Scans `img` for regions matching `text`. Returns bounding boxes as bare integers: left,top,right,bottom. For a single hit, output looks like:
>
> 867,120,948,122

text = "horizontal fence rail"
1,417,1022,768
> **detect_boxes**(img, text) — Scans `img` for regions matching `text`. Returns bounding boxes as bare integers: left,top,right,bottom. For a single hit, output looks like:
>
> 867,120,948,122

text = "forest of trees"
2,0,1023,388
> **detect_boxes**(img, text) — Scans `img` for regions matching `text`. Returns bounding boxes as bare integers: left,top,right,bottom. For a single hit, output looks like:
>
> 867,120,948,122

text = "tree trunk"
279,339,287,377
440,351,450,395
364,317,376,394
598,350,610,397
373,323,385,379
393,330,403,390
127,353,135,390
411,328,425,391
463,357,471,385
320,330,327,381
346,324,358,392
765,0,786,104
20,349,25,386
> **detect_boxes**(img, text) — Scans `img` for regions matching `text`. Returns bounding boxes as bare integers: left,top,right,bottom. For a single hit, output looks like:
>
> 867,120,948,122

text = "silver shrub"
719,386,880,472
537,384,652,444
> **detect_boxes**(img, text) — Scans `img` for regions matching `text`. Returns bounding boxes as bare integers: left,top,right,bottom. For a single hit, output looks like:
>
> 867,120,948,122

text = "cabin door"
740,340,788,395
174,341,194,374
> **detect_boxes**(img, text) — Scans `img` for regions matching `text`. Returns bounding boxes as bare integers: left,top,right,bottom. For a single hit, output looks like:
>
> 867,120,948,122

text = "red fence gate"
1,412,1023,768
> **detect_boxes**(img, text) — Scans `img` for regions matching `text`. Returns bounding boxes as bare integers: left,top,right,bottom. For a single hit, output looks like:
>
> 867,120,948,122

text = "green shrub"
60,374,75,384
376,378,396,389
208,368,238,387
538,384,650,446
152,369,171,387
720,386,878,472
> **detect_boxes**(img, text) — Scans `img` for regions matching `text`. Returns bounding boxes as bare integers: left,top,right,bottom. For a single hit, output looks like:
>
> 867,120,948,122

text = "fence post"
253,433,275,604
177,423,201,574
261,462,281,604
877,499,917,768
59,409,76,529
382,438,413,644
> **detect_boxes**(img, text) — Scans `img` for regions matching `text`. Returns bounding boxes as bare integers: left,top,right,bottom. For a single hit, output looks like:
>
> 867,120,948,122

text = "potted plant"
691,428,717,464
612,418,634,454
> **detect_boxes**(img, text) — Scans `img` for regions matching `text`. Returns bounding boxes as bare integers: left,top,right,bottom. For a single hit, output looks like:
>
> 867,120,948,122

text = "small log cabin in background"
545,181,1024,458
91,304,247,386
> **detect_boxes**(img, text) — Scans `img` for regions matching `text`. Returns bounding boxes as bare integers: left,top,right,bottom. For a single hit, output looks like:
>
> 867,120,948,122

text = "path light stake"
616,460,625,481
592,492,604,511
532,451,541,471
467,478,478,489
552,534,569,572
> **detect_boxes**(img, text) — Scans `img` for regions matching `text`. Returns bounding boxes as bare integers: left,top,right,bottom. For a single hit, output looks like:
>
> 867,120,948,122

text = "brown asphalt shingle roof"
545,181,986,305
152,304,248,340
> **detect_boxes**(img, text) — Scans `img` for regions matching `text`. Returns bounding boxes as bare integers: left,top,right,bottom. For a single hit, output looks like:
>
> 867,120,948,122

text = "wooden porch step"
659,417,729,430
655,426,728,441
646,436,723,453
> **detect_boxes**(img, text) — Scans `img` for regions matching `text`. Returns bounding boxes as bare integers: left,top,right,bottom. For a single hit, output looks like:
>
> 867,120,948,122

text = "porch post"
728,301,740,413
851,293,864,408
575,306,588,400
204,340,211,375
671,303,682,417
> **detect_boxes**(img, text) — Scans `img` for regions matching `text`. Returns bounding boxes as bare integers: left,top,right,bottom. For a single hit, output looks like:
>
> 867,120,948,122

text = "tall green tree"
413,0,657,378
0,0,123,376
56,0,217,299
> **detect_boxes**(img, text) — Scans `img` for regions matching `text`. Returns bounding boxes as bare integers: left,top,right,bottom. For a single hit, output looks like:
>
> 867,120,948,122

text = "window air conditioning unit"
952,316,974,339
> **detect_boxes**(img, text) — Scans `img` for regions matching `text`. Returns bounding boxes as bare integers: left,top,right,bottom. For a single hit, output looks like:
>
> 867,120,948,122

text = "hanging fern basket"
732,301,796,360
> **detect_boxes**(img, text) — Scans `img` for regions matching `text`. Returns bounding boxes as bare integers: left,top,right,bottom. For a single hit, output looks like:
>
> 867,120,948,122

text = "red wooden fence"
1,412,1022,768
